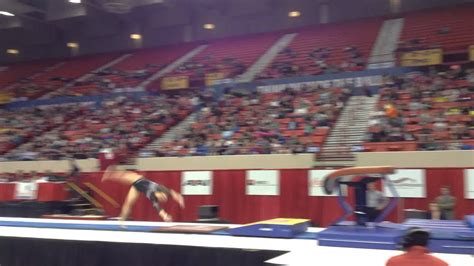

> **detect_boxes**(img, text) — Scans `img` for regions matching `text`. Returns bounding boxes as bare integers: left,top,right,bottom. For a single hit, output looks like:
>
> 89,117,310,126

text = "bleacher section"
155,86,350,156
0,60,58,90
364,70,474,152
62,44,197,96
257,18,382,79
0,105,80,155
2,94,195,161
400,4,474,52
5,54,121,100
1,5,474,161
155,32,282,87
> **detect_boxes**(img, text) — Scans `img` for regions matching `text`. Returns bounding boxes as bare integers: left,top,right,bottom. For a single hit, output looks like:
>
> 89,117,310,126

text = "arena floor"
0,217,472,266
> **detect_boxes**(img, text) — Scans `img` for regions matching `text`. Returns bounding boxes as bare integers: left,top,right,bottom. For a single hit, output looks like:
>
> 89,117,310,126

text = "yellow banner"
205,72,226,86
0,92,12,104
161,76,189,90
469,45,474,61
400,49,443,67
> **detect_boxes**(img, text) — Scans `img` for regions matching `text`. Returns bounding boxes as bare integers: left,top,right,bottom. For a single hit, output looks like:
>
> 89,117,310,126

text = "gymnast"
102,166,184,224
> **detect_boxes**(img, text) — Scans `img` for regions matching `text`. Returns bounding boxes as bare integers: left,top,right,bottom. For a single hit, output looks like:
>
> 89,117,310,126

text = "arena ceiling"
0,0,473,63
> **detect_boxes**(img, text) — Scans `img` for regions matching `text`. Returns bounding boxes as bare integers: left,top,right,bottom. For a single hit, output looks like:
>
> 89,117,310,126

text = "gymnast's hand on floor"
159,210,173,222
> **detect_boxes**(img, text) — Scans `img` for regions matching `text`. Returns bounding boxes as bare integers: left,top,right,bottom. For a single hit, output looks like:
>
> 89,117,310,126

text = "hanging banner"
181,171,213,195
383,169,426,198
246,170,279,196
15,182,38,200
161,76,189,90
400,49,443,67
469,45,474,61
309,170,335,196
465,169,474,199
0,92,12,104
205,72,226,86
308,170,347,196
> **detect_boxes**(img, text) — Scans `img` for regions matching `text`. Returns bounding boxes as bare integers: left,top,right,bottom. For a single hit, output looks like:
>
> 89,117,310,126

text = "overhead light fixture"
69,0,82,3
0,11,15,17
203,23,215,30
67,42,79,48
288,11,301,17
6,49,19,55
130,34,142,40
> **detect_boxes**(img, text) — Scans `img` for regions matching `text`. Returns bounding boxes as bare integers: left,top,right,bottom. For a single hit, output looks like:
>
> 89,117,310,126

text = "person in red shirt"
386,228,448,266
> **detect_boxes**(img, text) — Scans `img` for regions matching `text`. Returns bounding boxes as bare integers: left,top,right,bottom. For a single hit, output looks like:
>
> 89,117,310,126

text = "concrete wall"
0,159,99,173
356,150,474,168
0,154,314,173
1,150,472,173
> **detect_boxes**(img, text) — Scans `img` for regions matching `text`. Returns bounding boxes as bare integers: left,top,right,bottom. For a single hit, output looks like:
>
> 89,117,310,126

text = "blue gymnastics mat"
317,219,474,254
0,219,319,240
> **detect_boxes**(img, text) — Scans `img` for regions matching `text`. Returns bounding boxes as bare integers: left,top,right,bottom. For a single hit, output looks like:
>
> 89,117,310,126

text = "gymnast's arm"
170,189,185,208
151,197,172,222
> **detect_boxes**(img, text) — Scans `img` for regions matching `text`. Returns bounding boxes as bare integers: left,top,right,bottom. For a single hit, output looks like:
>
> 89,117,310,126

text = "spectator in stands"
386,228,448,266
435,187,456,220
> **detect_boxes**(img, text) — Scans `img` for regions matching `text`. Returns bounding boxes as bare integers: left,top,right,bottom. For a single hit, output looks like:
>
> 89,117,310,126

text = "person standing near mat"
435,187,456,220
366,182,388,222
102,166,185,224
386,228,448,266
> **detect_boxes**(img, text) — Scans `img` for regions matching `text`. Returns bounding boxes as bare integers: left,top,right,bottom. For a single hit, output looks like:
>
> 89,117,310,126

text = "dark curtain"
0,237,284,266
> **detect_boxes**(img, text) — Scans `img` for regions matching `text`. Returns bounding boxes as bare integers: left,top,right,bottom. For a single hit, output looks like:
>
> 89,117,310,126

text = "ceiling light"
288,11,301,17
67,42,79,48
0,11,15,17
203,24,215,30
130,34,142,40
69,0,82,3
6,49,19,55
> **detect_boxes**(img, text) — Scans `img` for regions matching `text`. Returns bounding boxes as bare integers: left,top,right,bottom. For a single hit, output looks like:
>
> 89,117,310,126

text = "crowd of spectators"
6,75,72,102
1,92,199,161
257,45,366,80
0,105,75,157
145,85,351,157
366,67,474,151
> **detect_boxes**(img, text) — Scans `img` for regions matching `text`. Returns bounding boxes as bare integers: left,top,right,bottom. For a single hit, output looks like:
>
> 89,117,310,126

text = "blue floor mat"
0,219,319,239
0,220,155,232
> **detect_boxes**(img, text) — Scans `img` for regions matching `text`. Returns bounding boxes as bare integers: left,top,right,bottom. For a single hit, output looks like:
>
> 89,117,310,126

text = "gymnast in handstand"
102,166,184,223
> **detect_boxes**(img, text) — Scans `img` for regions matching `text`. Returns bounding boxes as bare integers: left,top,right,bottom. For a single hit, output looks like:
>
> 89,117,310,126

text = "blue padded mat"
318,225,402,242
318,222,474,254
318,226,402,250
466,215,474,229
0,219,319,239
0,220,155,232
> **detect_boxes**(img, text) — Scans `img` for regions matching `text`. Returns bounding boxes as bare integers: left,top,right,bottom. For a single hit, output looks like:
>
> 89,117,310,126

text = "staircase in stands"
316,95,379,166
140,109,203,153
236,33,298,82
368,18,404,66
